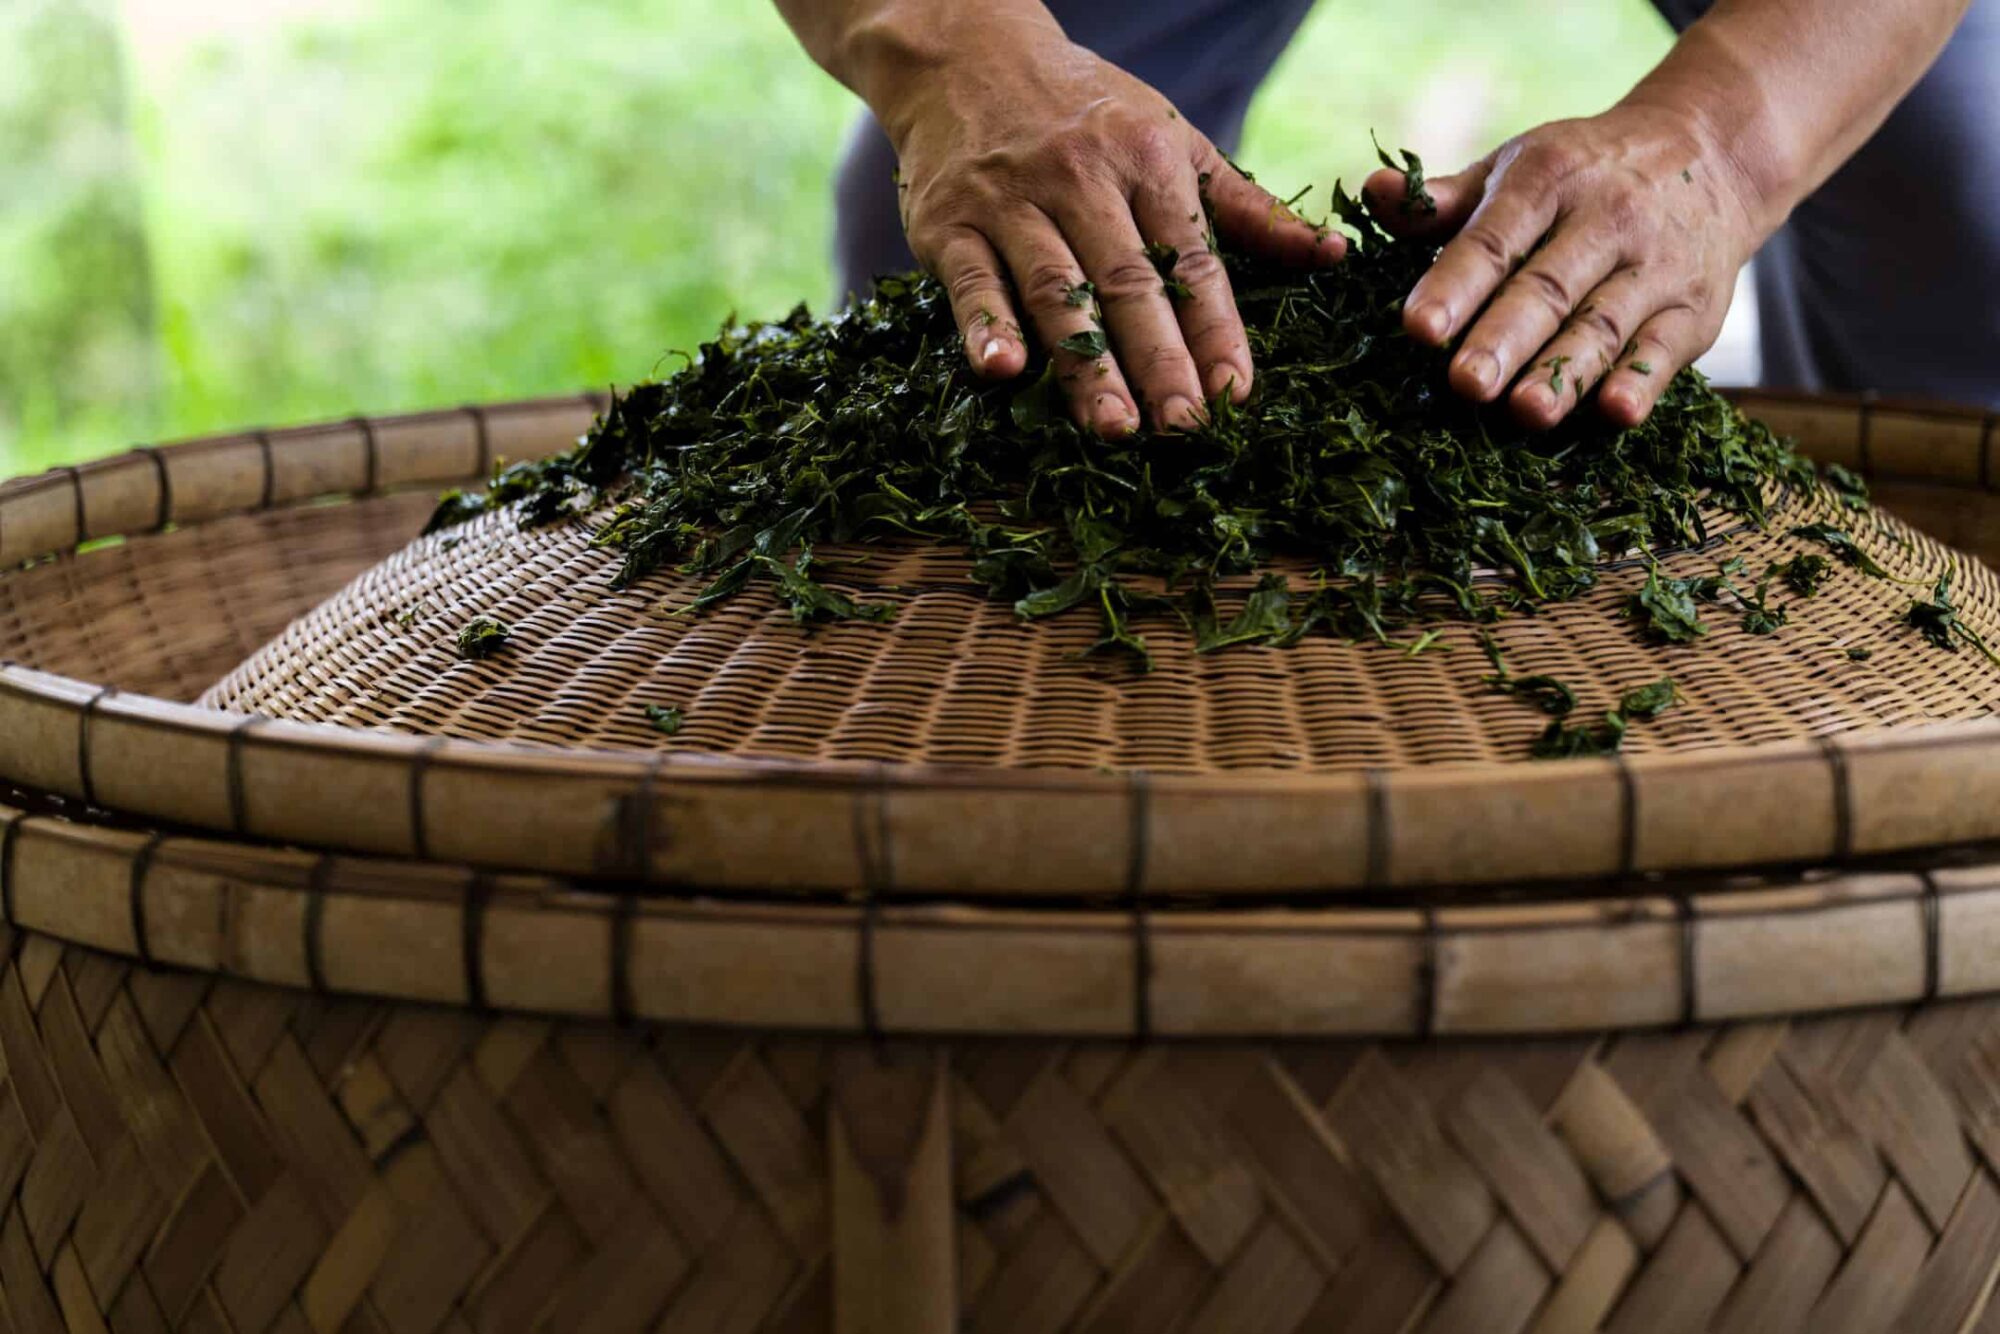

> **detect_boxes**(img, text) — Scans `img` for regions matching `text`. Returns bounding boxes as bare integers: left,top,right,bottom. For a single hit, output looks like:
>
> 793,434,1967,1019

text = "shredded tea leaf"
1618,677,1681,719
419,158,1973,755
455,615,511,661
1907,571,2000,665
644,703,684,736
1790,523,1893,580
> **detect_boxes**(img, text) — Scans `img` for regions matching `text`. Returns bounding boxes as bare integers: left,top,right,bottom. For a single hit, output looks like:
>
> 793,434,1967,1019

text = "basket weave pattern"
201,490,2000,770
0,391,1997,1329
5,937,2000,1331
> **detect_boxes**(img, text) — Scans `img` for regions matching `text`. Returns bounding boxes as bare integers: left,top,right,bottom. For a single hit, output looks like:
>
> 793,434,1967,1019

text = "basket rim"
2,390,1996,894
4,794,1997,1036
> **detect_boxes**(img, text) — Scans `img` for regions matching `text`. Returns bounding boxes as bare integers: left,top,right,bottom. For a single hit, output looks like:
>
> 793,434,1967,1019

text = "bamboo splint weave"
198,485,2000,771
0,394,1997,893
4,931,2000,1331
0,392,1996,1330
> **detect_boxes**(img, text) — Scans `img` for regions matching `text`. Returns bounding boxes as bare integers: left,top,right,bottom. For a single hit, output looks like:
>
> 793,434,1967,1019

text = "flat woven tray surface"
202,485,2000,771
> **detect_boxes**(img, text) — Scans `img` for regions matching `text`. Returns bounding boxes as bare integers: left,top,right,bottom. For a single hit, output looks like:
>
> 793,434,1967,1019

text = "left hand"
1365,103,1769,429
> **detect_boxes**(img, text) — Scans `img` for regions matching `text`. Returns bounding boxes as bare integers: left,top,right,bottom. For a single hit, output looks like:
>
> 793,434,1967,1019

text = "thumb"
1364,153,1493,239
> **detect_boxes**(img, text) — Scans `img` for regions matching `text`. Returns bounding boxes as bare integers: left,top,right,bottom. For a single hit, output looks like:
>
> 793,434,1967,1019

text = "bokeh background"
5,0,1757,475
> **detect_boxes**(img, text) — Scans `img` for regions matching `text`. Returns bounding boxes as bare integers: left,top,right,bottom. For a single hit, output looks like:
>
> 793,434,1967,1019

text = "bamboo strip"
2,392,1995,895
1,800,1995,1037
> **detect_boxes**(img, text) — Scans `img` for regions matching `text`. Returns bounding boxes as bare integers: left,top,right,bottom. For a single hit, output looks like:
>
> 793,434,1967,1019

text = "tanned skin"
775,0,1971,435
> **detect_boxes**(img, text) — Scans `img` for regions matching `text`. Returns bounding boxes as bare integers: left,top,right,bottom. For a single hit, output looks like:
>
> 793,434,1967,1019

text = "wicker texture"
6,934,2000,1331
0,495,437,707
200,488,2000,771
2,396,1997,894
0,391,1997,1329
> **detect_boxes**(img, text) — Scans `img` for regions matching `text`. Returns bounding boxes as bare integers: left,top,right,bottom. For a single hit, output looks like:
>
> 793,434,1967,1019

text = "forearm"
1629,0,1971,229
770,0,1063,143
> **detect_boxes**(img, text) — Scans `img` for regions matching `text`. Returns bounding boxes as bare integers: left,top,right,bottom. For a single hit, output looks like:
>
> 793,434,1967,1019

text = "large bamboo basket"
0,390,1997,1332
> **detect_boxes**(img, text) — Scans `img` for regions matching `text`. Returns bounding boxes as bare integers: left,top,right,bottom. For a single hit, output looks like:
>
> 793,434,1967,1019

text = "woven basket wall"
0,390,1996,1332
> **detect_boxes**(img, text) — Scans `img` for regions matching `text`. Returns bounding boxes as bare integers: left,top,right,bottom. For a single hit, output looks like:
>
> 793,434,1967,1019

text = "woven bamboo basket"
1,389,1998,1332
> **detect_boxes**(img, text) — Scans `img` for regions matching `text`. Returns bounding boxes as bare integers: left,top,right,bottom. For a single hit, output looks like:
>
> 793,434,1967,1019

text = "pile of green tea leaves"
424,168,1964,754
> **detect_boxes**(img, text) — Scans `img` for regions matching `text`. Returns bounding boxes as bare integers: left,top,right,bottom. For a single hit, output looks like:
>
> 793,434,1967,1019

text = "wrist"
1622,26,1809,240
835,2,1065,149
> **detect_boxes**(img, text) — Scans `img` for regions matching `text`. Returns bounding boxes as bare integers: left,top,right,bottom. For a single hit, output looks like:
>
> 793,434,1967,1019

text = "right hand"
876,16,1345,437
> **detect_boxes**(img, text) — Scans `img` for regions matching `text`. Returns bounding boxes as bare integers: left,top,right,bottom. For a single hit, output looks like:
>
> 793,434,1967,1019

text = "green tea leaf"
455,615,511,661
1057,330,1108,358
1790,523,1893,579
1532,711,1627,759
1628,567,1707,643
1618,676,1680,719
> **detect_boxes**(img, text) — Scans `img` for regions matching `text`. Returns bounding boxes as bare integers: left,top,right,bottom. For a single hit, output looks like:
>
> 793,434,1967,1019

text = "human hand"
880,17,1345,437
1364,104,1769,429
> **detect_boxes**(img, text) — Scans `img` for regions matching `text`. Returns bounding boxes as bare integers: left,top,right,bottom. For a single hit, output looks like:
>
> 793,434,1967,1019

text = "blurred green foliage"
3,0,1668,473
1,0,156,463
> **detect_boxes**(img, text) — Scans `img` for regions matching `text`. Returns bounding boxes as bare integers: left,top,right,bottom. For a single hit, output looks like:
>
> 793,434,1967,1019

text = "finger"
1055,195,1208,432
923,226,1028,381
1598,303,1722,427
1198,150,1347,269
1448,228,1620,405
991,211,1143,439
1131,173,1253,404
1506,266,1649,429
1402,175,1558,349
1363,154,1494,240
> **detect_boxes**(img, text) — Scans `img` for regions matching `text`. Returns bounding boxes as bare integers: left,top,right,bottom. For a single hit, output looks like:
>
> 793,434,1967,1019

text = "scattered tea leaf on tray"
1618,676,1681,719
418,147,1974,734
456,615,511,661
1628,565,1708,643
644,704,684,736
1532,711,1627,759
1790,523,1893,579
1907,571,2000,665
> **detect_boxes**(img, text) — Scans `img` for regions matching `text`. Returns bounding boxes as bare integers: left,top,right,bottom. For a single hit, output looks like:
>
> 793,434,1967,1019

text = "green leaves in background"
6,0,1673,472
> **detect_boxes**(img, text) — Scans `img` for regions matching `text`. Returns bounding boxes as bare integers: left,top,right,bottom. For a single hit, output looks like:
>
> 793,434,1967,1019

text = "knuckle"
1128,340,1197,383
1183,312,1244,351
1173,245,1226,286
1518,134,1582,183
1095,257,1167,302
1515,265,1575,314
1460,225,1515,274
1571,303,1623,344
1123,123,1179,172
1600,189,1641,231
1021,262,1083,311
945,264,998,307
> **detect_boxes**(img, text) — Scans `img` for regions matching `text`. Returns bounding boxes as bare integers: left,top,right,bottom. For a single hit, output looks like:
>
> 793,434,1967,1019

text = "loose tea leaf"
1907,571,2000,665
1618,676,1681,719
1525,674,1680,758
1058,330,1108,358
1822,462,1870,511
1373,132,1437,215
421,152,1939,733
1628,566,1708,643
456,615,511,661
1532,711,1627,759
1779,553,1832,596
1790,523,1893,579
644,703,684,736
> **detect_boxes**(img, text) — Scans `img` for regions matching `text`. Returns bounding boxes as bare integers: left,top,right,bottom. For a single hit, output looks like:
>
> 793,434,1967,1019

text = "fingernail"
1458,350,1500,394
978,335,1013,369
1093,394,1137,436
1408,302,1449,342
1159,396,1204,432
1202,363,1245,400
